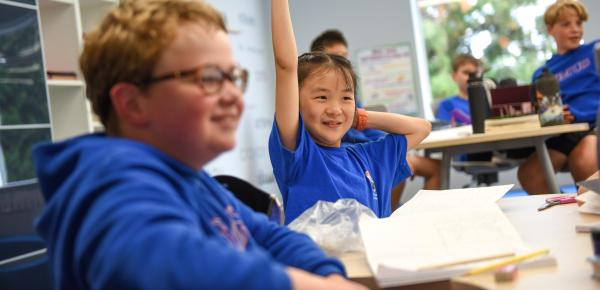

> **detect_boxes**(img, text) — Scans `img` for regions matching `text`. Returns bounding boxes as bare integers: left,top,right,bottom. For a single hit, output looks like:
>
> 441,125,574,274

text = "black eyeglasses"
145,65,248,94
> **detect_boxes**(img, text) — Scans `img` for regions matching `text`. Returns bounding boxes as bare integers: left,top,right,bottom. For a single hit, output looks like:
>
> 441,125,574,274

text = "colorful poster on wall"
356,43,419,116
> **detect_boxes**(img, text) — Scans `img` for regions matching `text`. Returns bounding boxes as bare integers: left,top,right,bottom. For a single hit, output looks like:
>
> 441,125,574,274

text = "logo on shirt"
365,170,378,200
210,205,250,251
554,58,591,82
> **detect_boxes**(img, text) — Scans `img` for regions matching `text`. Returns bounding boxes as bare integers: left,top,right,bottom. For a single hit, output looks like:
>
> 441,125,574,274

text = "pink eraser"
494,264,518,282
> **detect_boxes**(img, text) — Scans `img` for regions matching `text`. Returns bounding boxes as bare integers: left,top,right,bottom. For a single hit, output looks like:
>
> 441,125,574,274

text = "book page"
578,178,600,195
577,191,600,214
391,184,513,217
361,203,524,272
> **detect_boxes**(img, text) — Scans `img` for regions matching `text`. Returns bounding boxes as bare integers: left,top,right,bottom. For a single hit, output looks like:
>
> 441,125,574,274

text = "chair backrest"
0,179,45,237
0,180,52,290
0,237,51,290
214,175,284,225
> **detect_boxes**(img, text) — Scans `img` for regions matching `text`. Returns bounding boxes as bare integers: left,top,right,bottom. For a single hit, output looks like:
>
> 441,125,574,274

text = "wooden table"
340,194,600,290
415,123,590,193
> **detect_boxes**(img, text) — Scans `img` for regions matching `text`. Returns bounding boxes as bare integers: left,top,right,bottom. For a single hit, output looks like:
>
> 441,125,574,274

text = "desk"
415,123,590,193
340,194,600,290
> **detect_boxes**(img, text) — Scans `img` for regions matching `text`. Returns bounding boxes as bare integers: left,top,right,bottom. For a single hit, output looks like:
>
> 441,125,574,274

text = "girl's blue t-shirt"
268,116,412,223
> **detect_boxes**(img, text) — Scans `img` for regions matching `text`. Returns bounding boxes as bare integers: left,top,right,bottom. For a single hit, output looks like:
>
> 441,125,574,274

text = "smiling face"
548,7,583,54
141,23,244,168
299,68,355,147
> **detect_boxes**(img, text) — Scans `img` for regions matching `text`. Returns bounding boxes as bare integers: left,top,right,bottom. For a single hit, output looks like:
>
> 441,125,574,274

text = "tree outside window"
419,0,556,101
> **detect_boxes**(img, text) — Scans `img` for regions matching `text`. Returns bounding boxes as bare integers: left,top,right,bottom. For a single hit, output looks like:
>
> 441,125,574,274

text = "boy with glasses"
31,0,363,289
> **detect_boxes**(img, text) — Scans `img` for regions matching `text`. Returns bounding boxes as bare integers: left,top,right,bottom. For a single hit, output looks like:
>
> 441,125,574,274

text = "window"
0,1,52,185
419,0,556,100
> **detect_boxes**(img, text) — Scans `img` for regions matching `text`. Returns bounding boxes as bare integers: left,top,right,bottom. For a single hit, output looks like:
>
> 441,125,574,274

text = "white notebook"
358,184,548,287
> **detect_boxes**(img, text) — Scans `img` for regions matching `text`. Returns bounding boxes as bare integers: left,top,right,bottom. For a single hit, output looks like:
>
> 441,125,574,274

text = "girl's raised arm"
272,0,299,150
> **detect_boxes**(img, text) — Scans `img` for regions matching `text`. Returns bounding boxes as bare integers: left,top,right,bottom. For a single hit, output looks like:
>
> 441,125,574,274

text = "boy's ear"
109,83,149,127
546,24,554,35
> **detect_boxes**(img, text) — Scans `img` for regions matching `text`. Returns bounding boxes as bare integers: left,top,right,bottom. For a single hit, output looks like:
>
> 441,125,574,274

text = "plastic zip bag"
288,199,376,255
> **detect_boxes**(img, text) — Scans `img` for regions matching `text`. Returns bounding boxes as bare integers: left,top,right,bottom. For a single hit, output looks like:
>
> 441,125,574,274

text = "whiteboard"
204,0,279,195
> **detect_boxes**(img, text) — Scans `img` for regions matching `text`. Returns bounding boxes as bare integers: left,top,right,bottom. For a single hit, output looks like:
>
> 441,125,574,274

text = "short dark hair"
310,29,348,52
451,54,481,72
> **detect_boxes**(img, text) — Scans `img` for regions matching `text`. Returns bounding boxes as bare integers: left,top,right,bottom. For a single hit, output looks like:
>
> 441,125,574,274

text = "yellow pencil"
464,249,550,276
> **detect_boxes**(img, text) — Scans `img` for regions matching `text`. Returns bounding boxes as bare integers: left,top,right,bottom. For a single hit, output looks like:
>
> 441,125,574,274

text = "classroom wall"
204,0,279,195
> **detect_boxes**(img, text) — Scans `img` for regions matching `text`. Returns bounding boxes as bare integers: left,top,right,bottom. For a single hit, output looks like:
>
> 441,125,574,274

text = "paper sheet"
578,178,600,195
391,184,514,217
359,184,530,287
577,191,600,215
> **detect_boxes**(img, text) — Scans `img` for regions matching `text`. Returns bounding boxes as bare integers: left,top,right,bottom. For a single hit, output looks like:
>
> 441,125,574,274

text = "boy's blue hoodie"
32,133,344,290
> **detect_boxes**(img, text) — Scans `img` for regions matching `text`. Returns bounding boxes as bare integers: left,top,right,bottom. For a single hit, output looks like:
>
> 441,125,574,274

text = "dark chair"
0,179,52,290
214,175,284,225
0,236,51,290
451,154,522,187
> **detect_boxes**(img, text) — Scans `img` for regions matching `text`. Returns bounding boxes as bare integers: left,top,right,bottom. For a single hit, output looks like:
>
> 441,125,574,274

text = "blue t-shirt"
32,134,344,290
532,39,600,124
436,95,471,125
269,116,412,223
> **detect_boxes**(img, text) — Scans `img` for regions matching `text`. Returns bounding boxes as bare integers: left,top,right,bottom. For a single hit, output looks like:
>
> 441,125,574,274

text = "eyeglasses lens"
197,66,248,94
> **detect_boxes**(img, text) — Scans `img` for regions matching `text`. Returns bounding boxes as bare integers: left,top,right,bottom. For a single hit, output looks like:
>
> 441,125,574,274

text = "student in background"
32,1,365,289
310,29,440,210
269,0,431,223
435,54,482,126
436,54,503,185
518,0,599,194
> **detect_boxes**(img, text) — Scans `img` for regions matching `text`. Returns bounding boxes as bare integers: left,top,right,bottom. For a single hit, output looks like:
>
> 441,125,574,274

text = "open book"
358,185,551,287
